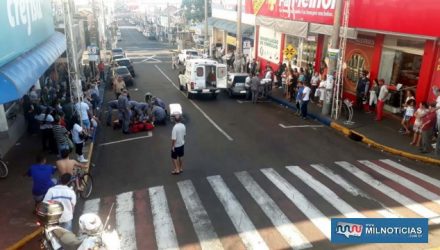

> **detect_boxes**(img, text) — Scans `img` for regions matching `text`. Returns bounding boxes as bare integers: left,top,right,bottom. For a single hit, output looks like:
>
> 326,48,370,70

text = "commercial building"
244,0,440,112
0,0,66,154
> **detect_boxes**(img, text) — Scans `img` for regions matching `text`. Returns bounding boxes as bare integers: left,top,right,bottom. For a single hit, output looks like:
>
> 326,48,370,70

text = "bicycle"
68,169,93,199
0,154,8,178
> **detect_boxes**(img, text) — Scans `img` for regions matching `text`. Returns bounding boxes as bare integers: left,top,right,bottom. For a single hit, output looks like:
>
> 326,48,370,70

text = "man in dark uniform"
117,89,131,134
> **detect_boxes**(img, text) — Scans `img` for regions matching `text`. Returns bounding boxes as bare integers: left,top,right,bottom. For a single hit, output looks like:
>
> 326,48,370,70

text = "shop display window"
284,35,317,69
379,36,424,109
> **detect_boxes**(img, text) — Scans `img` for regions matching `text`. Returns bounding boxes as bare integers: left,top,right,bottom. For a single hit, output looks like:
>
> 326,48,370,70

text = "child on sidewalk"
410,102,428,147
400,99,416,134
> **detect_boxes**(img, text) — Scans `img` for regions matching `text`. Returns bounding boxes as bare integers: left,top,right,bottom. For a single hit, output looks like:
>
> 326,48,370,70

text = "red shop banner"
245,0,336,25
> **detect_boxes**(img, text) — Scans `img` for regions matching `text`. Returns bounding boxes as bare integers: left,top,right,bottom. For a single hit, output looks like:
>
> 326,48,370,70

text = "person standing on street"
43,173,76,231
375,79,392,121
356,70,370,110
301,82,311,119
419,103,437,154
250,73,260,104
118,89,131,134
26,154,56,207
35,107,55,153
171,115,186,175
98,61,105,82
113,76,126,99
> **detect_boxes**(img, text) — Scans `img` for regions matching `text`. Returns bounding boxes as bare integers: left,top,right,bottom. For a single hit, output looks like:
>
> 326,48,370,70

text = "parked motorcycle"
36,200,120,250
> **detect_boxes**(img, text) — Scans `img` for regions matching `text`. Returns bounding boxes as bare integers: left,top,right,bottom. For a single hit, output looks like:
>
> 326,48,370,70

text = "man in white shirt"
43,173,76,231
376,79,394,121
75,99,91,131
301,83,312,119
171,115,186,175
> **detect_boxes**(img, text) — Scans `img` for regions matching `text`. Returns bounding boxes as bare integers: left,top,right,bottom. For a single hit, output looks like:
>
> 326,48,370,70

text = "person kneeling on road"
151,104,167,125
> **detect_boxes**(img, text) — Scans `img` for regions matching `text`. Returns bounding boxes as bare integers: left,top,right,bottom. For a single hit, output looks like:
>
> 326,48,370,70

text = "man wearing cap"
117,89,131,134
171,115,186,175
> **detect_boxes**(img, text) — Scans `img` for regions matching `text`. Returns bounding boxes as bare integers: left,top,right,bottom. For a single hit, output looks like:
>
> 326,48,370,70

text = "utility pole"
63,0,83,121
236,0,243,72
322,0,343,115
204,0,209,56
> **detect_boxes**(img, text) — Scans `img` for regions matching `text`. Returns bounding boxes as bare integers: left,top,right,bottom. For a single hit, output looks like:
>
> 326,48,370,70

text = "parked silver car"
226,73,250,98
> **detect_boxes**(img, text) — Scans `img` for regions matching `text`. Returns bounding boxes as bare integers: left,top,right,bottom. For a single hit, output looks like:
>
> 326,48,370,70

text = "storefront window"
379,36,424,108
284,35,317,69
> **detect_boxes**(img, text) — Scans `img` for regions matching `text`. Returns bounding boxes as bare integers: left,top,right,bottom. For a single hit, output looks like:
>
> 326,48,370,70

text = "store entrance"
379,42,423,112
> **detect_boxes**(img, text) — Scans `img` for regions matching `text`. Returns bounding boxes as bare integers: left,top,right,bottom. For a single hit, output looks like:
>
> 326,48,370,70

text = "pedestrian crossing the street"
81,159,440,249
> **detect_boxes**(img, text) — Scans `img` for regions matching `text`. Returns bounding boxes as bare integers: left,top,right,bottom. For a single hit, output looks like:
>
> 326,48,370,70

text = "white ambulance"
178,59,228,99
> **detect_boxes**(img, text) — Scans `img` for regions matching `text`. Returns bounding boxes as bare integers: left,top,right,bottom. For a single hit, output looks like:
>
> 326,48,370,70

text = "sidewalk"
268,88,440,164
0,132,95,249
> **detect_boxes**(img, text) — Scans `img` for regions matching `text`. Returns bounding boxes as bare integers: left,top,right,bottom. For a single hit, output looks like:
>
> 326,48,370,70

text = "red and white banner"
245,0,336,25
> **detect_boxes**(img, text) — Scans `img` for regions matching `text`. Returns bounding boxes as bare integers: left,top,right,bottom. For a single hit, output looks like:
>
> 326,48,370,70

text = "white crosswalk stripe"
149,186,179,250
261,168,332,239
177,180,224,250
335,161,440,224
82,198,100,214
79,159,440,249
116,191,137,250
310,164,400,218
207,175,269,250
287,166,366,218
380,159,440,188
235,171,312,250
360,160,440,207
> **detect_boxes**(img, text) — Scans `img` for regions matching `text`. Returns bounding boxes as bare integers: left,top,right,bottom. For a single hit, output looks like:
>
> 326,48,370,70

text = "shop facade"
0,0,66,154
245,0,440,109
210,0,255,59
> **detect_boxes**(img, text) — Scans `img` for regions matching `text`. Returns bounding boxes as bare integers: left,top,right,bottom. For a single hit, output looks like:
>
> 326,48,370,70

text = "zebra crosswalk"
80,159,440,249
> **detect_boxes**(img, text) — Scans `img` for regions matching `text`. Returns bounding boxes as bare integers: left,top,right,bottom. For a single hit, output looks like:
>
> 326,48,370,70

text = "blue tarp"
0,32,66,104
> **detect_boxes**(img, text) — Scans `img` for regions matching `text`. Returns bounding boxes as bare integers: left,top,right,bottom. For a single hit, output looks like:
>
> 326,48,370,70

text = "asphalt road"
80,26,440,250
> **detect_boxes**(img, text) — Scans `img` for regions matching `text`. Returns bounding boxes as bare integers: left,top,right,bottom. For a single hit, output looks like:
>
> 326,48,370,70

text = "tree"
181,0,211,23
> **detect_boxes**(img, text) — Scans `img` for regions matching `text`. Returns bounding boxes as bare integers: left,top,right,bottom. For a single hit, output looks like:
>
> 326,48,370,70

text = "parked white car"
178,49,201,65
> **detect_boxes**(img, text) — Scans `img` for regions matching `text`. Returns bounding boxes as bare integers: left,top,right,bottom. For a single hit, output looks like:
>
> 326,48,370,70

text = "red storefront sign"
245,0,440,37
245,0,336,25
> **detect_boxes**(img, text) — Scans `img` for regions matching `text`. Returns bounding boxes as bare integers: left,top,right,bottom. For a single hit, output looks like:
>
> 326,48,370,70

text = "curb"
268,94,440,165
7,81,104,249
5,228,42,250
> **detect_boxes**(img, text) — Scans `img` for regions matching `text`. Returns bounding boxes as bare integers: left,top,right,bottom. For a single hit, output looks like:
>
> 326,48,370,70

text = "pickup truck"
178,49,200,65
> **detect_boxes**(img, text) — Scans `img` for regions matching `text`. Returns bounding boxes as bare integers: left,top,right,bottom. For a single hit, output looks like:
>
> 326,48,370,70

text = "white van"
179,59,227,99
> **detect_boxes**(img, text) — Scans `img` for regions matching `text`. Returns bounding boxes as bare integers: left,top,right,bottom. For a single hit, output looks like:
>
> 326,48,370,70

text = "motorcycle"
36,200,120,250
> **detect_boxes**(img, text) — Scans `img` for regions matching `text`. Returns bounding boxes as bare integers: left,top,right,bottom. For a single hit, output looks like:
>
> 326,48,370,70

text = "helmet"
145,92,153,103
79,213,103,235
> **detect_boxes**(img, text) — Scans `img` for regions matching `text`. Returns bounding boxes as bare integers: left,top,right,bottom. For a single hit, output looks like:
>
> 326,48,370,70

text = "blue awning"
208,17,254,38
0,32,66,104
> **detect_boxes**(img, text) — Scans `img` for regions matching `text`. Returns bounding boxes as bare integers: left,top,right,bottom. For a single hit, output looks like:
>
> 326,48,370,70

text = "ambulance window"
196,67,204,77
217,67,226,79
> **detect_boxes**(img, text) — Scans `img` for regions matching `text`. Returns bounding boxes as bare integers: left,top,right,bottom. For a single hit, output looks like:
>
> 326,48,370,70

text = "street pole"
236,0,242,72
204,0,209,56
63,0,83,122
322,0,343,116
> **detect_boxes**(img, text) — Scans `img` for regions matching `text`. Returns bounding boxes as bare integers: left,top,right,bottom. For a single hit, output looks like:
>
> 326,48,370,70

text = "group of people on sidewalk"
356,70,440,156
267,61,326,119
22,61,105,232
26,149,87,231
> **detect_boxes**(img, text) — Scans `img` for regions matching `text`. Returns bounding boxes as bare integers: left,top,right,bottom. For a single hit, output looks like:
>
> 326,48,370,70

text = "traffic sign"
283,44,297,60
